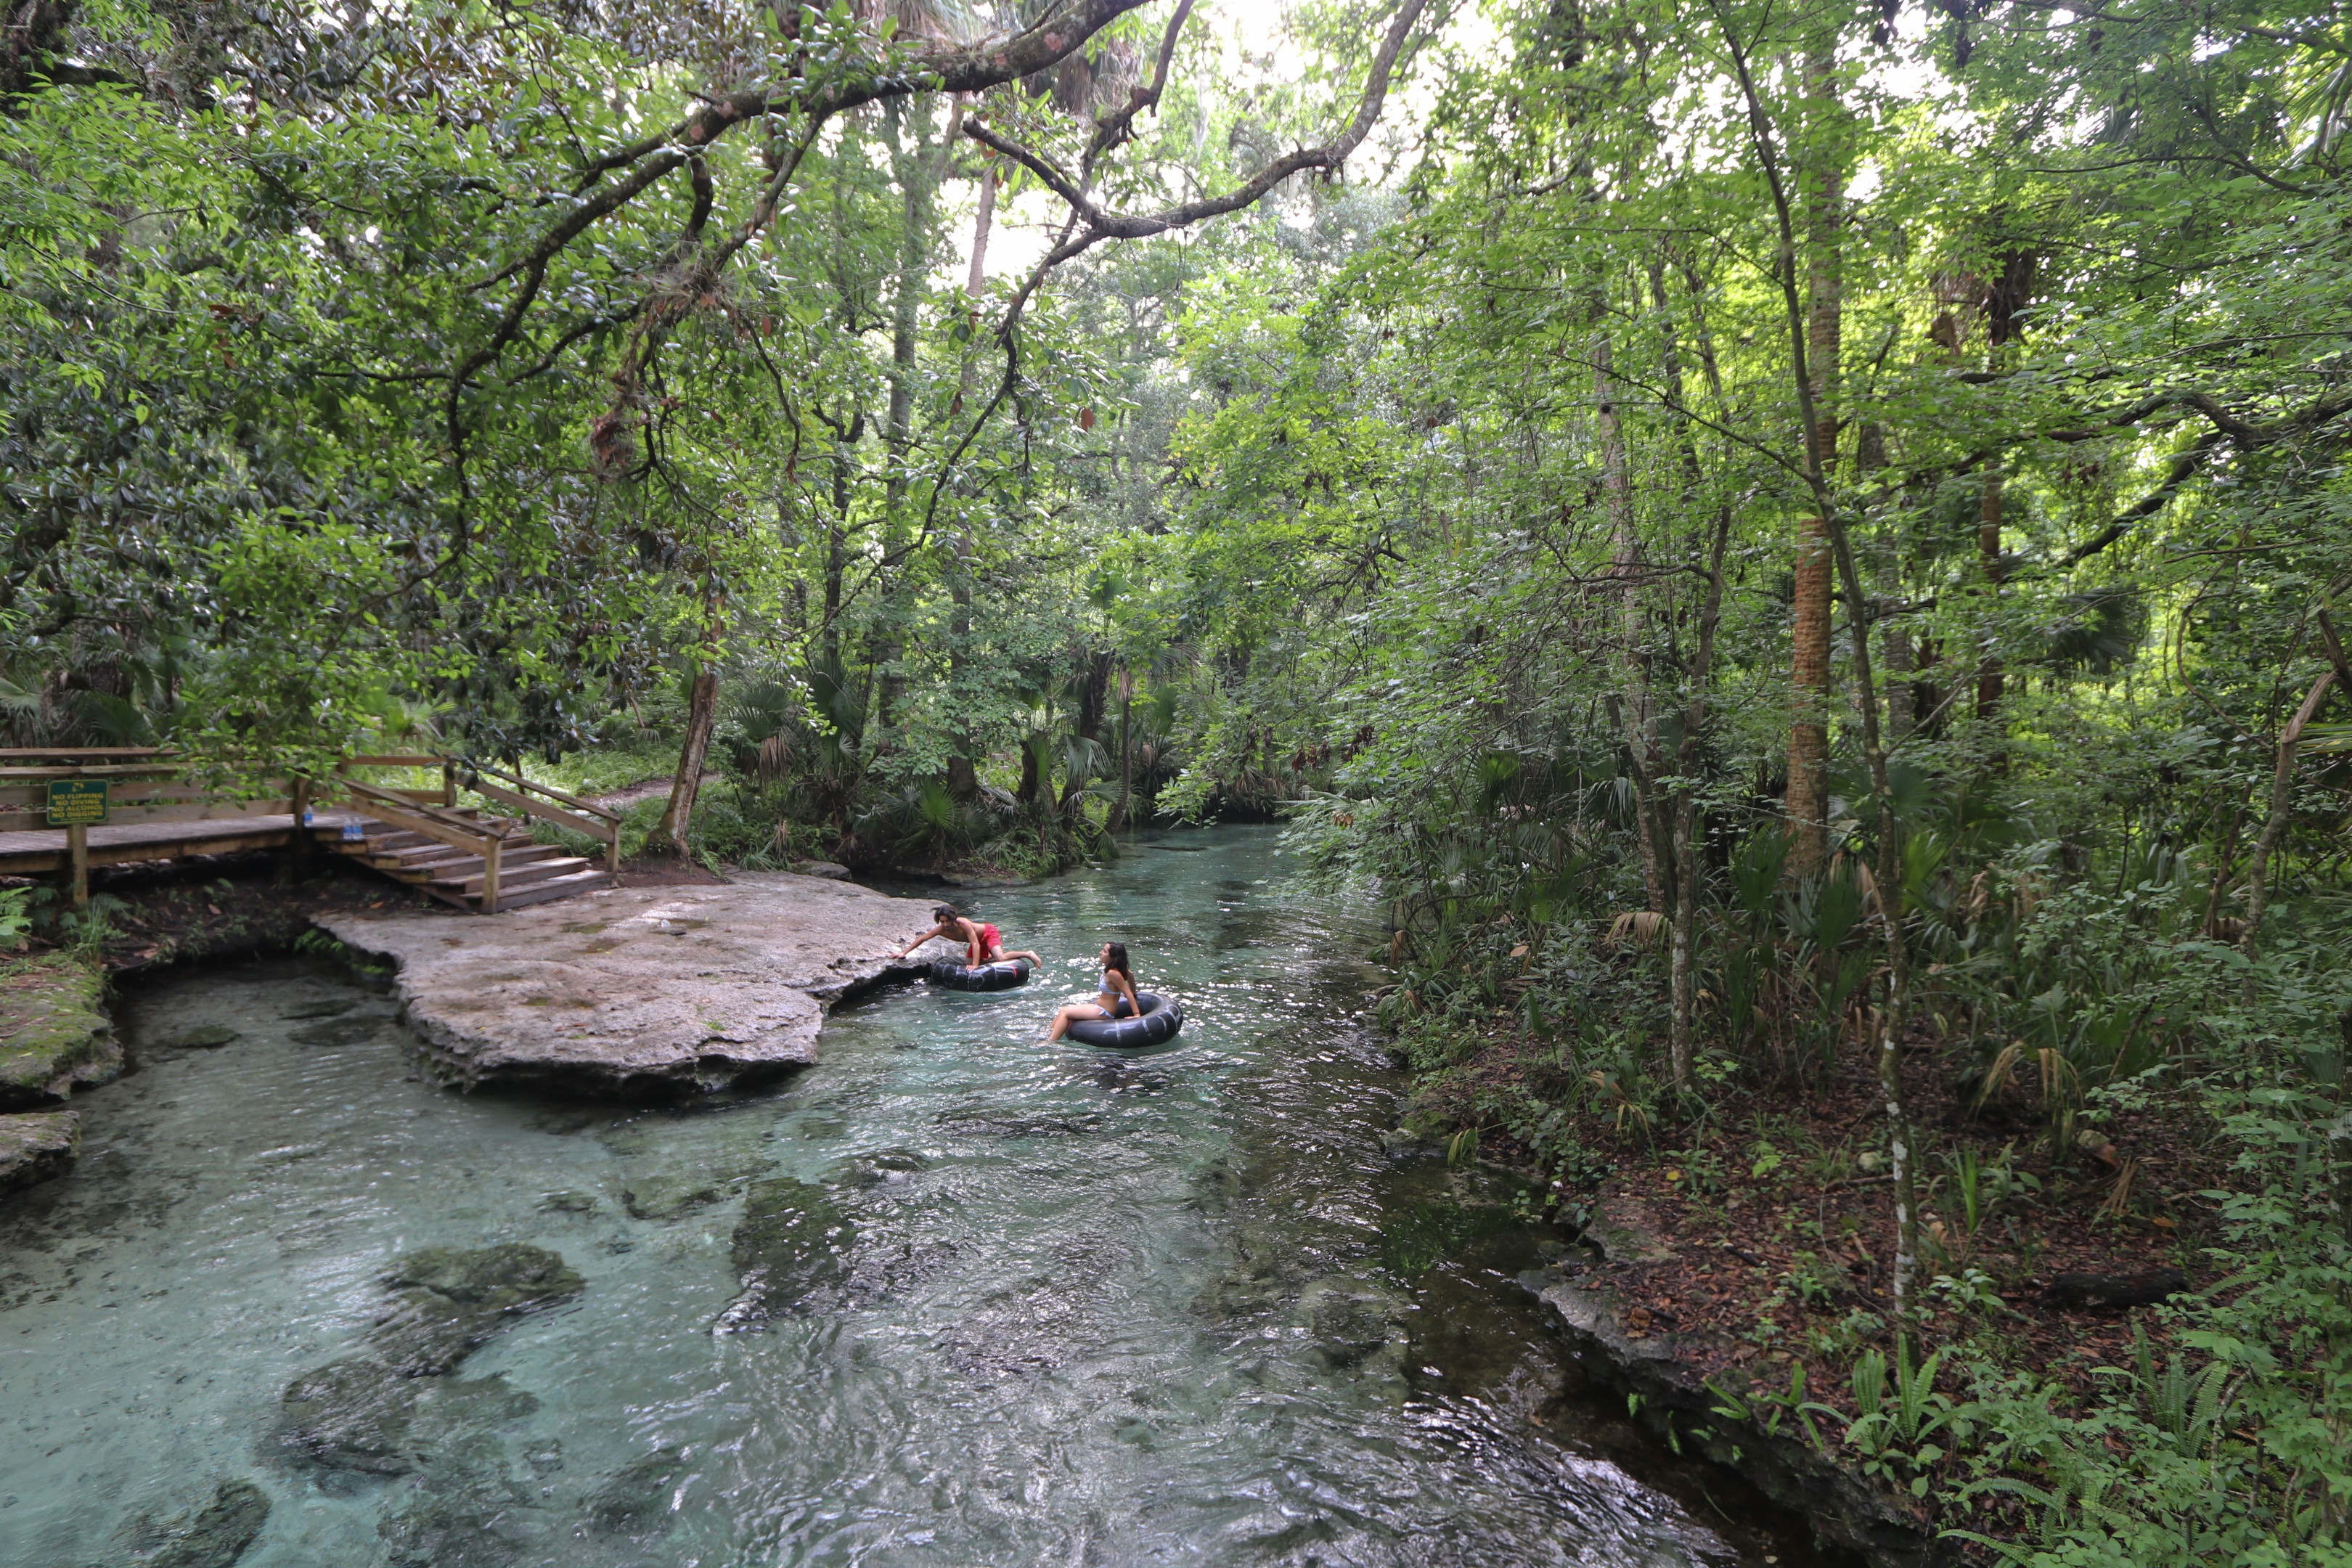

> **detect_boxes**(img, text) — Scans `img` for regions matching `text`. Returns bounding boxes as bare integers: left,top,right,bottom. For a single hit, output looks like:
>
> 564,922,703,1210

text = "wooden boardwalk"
0,809,367,873
0,751,622,913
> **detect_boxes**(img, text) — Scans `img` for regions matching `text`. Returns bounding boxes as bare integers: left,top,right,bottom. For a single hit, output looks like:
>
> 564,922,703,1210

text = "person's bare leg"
1043,1003,1104,1044
1001,949,1040,966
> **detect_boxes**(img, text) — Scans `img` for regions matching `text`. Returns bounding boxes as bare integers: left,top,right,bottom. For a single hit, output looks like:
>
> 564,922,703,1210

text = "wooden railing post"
289,780,312,870
66,823,88,910
482,833,502,914
441,759,457,807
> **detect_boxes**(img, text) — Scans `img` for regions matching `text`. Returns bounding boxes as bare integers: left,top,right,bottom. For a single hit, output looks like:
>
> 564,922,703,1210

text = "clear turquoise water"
0,828,1804,1567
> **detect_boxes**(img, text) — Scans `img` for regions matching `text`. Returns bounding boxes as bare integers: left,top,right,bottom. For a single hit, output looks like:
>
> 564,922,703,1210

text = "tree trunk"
1787,521,1833,870
1596,327,1670,915
966,163,997,298
1716,9,1921,1334
1885,619,1914,743
1016,734,1041,810
1115,668,1134,832
2242,669,2336,952
1654,254,1735,1092
1787,38,1843,875
1975,460,2006,740
658,661,720,859
944,147,995,795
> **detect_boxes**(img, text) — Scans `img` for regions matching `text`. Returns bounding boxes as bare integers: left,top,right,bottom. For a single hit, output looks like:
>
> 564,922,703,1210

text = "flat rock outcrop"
0,1107,79,1194
319,873,939,1097
0,951,117,1110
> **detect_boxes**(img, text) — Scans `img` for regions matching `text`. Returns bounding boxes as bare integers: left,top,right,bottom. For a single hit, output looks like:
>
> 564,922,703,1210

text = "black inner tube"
928,958,1032,992
1065,991,1185,1048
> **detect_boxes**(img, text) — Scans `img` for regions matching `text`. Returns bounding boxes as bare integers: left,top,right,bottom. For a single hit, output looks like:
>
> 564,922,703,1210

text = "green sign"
46,780,109,827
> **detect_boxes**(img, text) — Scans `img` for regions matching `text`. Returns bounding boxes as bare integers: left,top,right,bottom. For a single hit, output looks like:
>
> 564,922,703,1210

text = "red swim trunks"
978,923,1001,952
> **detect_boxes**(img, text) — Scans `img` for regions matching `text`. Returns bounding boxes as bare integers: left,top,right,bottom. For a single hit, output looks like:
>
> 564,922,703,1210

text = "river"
0,826,1818,1566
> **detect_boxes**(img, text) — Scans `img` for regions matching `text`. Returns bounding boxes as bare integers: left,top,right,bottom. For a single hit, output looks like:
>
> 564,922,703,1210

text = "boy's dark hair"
933,904,958,922
1103,942,1133,979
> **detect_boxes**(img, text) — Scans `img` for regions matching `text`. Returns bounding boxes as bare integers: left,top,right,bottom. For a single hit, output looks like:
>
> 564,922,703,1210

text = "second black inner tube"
1065,991,1185,1048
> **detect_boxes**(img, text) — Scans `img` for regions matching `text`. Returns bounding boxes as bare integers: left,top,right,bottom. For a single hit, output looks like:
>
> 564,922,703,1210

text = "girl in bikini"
889,905,1040,969
1043,942,1141,1043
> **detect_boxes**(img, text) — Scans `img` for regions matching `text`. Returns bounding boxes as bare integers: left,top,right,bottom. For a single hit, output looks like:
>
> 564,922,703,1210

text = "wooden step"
471,868,614,910
399,846,572,883
316,808,612,913
380,840,566,873
430,855,595,897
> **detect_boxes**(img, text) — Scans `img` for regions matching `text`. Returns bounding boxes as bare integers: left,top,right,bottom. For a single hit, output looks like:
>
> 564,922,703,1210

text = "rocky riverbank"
0,951,115,1193
319,872,942,1098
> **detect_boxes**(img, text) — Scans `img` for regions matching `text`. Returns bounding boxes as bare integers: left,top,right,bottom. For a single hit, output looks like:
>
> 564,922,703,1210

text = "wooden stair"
317,811,613,912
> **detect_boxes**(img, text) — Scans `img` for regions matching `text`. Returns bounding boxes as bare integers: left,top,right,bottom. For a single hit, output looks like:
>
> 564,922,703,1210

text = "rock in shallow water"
618,1174,724,1222
0,1108,79,1195
376,1429,547,1568
317,875,942,1098
373,1244,584,1375
158,1025,240,1050
719,1177,854,1328
277,1361,541,1476
277,1360,422,1474
143,1479,271,1568
288,1016,387,1048
583,1446,694,1539
0,953,118,1110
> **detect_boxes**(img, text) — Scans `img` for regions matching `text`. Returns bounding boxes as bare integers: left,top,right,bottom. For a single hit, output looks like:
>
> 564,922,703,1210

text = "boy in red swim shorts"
888,905,1041,968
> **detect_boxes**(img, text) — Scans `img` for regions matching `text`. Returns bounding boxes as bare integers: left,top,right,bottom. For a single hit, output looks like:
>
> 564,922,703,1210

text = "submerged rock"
825,1147,926,1189
375,1426,546,1568
288,1017,385,1048
146,1479,271,1568
719,1177,854,1328
0,952,118,1110
618,1174,724,1222
277,1360,422,1474
279,999,357,1020
583,1446,694,1539
317,875,941,1098
158,1026,239,1050
1294,1279,1408,1373
277,1360,540,1477
115,1477,273,1568
0,1108,79,1194
374,1244,584,1375
934,1106,1103,1139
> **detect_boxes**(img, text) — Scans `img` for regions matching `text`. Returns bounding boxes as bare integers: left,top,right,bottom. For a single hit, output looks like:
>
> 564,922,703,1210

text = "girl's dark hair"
1103,942,1132,980
933,904,958,922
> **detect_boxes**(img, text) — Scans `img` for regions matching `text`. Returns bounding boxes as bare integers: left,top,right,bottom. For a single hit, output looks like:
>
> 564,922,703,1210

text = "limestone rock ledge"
0,951,118,1110
1535,1278,1949,1568
0,1108,80,1194
319,873,940,1098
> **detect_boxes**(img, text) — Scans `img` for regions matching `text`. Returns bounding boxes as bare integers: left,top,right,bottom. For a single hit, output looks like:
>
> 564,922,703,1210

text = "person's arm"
1116,971,1141,1014
890,924,945,960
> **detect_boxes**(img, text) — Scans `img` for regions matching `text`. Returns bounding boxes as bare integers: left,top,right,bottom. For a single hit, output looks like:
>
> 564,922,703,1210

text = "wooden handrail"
468,761,621,823
0,747,166,760
462,767,620,873
0,764,183,780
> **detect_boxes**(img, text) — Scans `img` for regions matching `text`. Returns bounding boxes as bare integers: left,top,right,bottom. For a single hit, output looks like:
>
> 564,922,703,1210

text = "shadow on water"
0,827,1837,1567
